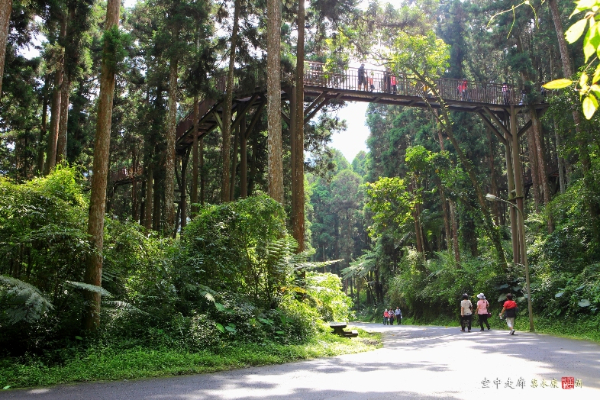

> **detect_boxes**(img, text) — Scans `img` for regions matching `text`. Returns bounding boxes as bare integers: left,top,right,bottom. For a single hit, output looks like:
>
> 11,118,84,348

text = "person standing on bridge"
358,63,367,91
460,293,473,332
502,82,510,105
384,68,391,93
391,74,397,94
458,79,468,101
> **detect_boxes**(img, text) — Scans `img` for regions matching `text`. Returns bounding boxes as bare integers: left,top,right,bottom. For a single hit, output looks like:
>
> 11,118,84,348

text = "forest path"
2,323,599,399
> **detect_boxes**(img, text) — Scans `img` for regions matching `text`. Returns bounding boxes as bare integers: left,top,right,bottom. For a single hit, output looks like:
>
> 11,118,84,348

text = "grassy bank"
0,328,381,390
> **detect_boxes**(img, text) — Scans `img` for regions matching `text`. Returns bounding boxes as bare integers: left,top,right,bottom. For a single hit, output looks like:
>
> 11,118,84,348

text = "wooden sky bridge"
115,61,550,261
174,61,549,155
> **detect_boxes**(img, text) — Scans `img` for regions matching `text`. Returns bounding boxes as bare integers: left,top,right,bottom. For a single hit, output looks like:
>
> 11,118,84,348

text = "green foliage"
365,177,413,239
0,275,54,324
305,272,353,322
543,0,600,118
102,26,131,74
177,194,290,308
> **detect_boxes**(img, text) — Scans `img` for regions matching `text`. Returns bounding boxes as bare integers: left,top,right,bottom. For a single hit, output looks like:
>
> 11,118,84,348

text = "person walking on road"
499,293,518,335
475,293,491,331
460,293,473,332
395,307,402,325
383,309,389,325
389,308,395,325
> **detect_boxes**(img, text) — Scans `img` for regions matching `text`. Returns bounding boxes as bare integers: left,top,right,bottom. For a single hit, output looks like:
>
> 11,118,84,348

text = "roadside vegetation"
0,168,380,389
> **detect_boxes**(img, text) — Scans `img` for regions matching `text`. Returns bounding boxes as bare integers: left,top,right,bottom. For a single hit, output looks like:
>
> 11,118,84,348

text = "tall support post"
293,0,306,253
239,114,248,198
144,167,153,230
510,105,534,332
191,98,200,217
290,85,297,225
510,106,525,263
229,122,239,201
503,124,520,265
181,149,189,230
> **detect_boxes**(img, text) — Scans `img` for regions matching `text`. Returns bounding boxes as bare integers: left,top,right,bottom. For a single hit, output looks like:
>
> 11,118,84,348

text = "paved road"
2,323,599,399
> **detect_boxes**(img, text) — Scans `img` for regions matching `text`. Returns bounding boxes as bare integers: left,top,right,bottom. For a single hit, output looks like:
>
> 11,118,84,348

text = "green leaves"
542,79,573,89
582,94,598,118
565,19,588,44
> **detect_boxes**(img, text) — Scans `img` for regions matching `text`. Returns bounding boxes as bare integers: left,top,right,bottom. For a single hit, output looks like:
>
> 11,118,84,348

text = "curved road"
2,323,599,399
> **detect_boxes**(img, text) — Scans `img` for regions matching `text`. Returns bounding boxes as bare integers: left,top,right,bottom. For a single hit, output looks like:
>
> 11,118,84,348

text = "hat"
477,293,486,299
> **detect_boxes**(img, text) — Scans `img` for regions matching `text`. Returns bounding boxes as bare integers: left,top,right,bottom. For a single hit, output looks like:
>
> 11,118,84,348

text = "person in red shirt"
499,293,518,335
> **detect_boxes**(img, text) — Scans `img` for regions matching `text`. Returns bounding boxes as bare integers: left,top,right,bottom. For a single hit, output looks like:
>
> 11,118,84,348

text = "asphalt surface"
2,322,599,399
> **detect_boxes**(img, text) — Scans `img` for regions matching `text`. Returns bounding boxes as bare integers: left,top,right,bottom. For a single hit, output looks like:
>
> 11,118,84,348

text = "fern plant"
0,275,54,324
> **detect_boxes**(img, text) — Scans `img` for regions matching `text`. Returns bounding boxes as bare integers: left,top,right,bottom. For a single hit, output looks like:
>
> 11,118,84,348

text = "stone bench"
329,322,359,338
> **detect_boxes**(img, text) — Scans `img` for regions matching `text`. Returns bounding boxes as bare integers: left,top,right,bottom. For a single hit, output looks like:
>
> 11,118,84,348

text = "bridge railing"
304,61,521,106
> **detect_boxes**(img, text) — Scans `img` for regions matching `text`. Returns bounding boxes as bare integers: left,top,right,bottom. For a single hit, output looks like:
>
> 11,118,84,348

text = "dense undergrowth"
0,168,375,389
354,178,600,342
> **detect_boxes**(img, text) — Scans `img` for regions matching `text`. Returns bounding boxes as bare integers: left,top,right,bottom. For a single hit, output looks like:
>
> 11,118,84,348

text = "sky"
329,103,370,163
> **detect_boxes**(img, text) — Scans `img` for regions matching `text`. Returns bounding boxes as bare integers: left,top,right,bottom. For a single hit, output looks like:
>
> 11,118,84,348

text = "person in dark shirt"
358,64,367,91
499,293,518,335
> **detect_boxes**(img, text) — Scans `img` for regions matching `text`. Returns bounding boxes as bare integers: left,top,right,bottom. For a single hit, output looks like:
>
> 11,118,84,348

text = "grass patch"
0,328,381,390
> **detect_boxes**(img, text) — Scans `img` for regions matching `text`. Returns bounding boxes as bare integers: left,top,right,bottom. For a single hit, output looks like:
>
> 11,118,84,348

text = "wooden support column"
144,166,153,230
180,147,190,230
510,106,525,265
240,113,247,198
229,121,239,201
290,85,297,216
191,98,200,217
503,122,520,265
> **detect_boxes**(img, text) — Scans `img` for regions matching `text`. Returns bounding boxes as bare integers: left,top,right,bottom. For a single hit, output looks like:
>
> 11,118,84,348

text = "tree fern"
0,275,54,324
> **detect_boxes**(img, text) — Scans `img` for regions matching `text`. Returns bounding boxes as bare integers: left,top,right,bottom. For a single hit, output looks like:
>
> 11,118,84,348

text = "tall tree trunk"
487,130,500,225
0,0,12,99
165,54,178,235
200,137,205,205
180,152,188,229
45,60,64,174
144,167,153,230
45,16,67,174
553,119,566,194
229,124,238,200
449,199,460,263
292,0,306,251
266,0,283,203
240,115,248,198
221,0,241,203
526,120,541,210
83,0,120,331
435,178,451,250
191,97,200,217
530,107,553,232
37,75,50,174
56,76,70,164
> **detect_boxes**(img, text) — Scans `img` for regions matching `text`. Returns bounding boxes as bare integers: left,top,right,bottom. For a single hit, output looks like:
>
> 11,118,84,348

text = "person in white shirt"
395,307,402,325
460,293,473,332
